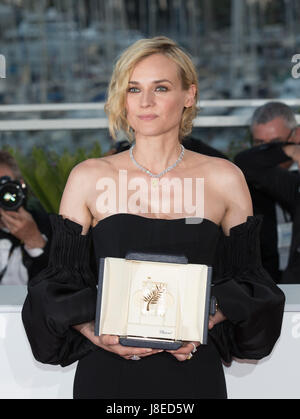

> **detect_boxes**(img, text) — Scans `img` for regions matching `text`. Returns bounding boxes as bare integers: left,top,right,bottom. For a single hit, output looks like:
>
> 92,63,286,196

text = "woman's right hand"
74,321,162,360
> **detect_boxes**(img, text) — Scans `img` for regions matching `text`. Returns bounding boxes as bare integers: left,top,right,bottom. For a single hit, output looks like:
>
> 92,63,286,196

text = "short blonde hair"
105,36,199,142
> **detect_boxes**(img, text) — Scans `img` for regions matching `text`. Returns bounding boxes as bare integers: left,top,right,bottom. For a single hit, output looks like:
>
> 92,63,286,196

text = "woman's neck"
132,135,182,175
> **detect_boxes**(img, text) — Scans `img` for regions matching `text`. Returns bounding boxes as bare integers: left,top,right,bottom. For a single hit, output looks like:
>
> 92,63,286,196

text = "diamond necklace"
129,144,185,187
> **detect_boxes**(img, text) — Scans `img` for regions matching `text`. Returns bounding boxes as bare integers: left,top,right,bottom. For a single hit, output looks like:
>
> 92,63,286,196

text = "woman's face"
125,53,195,140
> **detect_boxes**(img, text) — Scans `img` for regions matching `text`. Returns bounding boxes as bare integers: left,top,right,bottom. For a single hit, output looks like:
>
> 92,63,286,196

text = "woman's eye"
127,87,140,93
155,86,168,92
127,86,168,93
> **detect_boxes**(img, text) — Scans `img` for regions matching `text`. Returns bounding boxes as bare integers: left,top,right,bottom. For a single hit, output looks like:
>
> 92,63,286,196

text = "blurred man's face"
252,117,297,146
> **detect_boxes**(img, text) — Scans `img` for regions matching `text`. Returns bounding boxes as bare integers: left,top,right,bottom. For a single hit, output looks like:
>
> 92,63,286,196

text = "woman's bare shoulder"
187,149,242,178
187,151,248,202
70,152,124,178
206,155,243,178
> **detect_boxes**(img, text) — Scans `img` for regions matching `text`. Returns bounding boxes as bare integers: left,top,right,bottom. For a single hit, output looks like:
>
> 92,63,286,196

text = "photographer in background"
0,151,51,285
234,102,300,283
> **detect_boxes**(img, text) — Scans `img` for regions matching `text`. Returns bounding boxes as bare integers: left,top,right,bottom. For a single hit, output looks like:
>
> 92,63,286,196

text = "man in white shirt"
0,151,50,285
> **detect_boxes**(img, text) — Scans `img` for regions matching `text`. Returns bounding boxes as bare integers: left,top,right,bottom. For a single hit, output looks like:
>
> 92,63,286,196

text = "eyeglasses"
252,127,296,147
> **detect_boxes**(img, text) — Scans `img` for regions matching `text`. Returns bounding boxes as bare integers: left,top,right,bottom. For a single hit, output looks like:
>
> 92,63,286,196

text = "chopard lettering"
159,329,172,335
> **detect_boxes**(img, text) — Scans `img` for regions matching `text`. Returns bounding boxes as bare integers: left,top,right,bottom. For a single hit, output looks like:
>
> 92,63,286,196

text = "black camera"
0,176,27,211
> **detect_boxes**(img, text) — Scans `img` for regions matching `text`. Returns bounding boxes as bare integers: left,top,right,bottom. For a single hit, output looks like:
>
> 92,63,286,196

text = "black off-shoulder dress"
22,213,285,399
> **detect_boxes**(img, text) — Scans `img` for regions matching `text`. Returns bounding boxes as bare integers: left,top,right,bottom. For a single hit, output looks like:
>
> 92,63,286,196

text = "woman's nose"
140,90,155,107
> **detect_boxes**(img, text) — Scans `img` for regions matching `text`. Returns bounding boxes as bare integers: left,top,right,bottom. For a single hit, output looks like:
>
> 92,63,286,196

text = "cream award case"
95,252,213,350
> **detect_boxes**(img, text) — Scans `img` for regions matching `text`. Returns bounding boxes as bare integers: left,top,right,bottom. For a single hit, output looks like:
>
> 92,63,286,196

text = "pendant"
151,178,160,188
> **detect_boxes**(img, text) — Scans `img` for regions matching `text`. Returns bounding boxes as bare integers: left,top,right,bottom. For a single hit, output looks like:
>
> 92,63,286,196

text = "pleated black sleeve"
21,214,98,367
210,216,285,364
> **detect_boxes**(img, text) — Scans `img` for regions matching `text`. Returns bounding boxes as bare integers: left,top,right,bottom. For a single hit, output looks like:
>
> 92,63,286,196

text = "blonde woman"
22,37,285,399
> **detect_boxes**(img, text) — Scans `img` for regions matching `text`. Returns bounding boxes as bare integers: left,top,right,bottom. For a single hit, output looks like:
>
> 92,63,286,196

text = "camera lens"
0,182,25,211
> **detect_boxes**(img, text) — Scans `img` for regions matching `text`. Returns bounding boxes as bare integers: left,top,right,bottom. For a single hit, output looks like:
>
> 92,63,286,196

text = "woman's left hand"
166,341,200,362
166,310,227,361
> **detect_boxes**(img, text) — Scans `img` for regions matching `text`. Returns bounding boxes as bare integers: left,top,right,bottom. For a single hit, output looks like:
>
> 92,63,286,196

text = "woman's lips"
138,114,158,121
